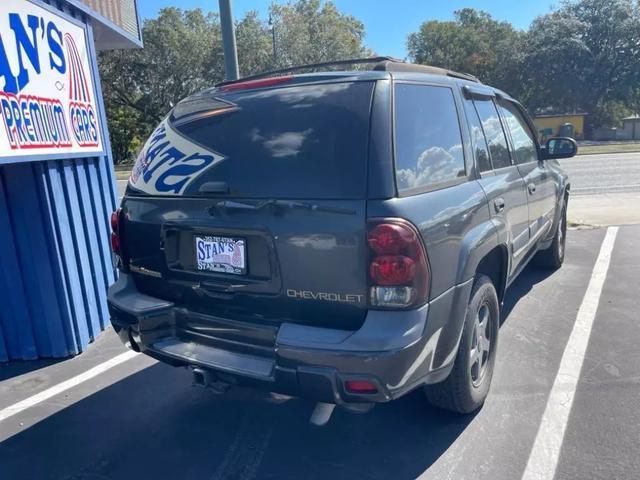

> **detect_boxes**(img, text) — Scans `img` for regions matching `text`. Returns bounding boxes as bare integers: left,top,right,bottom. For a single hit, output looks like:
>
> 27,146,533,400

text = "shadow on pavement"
0,263,558,479
0,358,66,382
0,361,475,480
501,263,555,323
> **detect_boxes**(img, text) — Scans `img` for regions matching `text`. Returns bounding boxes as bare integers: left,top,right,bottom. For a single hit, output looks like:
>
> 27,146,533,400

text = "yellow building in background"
533,113,587,141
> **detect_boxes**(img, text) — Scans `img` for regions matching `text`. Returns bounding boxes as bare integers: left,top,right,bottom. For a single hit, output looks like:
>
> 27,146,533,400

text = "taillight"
110,208,121,256
367,223,414,254
367,219,429,309
370,256,416,285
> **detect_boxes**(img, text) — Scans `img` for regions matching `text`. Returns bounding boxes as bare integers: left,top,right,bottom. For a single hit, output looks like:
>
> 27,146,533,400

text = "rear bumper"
108,274,472,404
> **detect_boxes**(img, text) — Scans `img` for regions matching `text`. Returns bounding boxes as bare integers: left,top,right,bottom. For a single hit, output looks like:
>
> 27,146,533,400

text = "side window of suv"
463,98,492,173
498,101,538,164
473,98,512,169
394,84,466,193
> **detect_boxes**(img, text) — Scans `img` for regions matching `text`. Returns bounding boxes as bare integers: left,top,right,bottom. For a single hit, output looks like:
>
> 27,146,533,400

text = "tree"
407,9,524,94
629,87,640,118
236,11,274,75
269,0,370,68
622,1,640,117
407,1,640,132
104,105,144,165
522,0,640,131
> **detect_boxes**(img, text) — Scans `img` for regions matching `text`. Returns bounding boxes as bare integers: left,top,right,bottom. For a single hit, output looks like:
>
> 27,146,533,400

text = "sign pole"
219,0,239,81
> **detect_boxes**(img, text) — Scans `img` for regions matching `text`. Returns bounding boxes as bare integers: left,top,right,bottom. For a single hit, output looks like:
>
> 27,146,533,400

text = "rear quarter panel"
367,180,493,300
367,181,496,371
366,75,504,371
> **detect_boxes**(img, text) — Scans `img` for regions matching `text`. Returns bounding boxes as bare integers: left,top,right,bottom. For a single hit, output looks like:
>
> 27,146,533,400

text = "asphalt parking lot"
1,224,639,480
2,152,638,480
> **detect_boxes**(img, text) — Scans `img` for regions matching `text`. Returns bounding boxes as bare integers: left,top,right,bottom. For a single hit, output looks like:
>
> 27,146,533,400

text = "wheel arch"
545,181,570,245
475,245,509,304
431,222,508,369
455,220,507,301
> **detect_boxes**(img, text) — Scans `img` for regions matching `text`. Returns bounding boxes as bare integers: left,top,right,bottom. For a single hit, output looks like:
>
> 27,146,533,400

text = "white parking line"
522,226,619,480
0,350,138,423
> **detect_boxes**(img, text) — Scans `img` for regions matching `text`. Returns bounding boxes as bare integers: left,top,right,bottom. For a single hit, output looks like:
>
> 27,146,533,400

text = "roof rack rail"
373,60,480,83
216,56,402,87
215,56,480,87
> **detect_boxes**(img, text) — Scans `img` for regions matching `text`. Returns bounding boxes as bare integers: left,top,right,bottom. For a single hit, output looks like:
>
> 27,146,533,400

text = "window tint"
463,98,492,173
394,84,465,192
473,99,511,169
171,82,373,199
498,102,538,164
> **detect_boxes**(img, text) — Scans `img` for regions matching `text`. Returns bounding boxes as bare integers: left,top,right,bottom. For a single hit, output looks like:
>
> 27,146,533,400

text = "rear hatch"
121,79,375,331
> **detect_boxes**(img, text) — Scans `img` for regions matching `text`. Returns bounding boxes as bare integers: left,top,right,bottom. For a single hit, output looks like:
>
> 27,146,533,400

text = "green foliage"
628,88,640,117
235,11,274,76
590,100,633,129
269,0,370,68
99,1,369,164
105,105,143,166
523,0,640,131
407,9,524,93
407,0,640,134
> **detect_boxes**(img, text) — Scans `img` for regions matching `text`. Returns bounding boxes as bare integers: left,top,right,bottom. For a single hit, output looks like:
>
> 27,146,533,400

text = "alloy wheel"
470,302,492,387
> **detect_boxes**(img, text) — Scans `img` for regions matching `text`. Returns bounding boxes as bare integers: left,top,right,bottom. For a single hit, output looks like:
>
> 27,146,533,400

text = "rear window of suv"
170,81,374,199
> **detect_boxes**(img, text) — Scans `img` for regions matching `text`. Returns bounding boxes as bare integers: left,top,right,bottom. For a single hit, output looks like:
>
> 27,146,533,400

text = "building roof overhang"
62,0,143,50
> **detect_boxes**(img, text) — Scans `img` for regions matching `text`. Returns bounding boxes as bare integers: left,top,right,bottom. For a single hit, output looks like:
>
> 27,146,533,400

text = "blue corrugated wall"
0,158,117,361
0,0,119,362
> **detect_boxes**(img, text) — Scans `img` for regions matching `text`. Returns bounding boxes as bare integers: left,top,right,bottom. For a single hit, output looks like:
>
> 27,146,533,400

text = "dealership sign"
0,1,103,160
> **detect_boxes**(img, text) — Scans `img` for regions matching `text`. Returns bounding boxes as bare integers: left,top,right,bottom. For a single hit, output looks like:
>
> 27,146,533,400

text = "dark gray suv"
107,58,573,416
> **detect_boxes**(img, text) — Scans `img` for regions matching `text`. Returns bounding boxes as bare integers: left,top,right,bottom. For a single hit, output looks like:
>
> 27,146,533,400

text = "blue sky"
138,1,558,59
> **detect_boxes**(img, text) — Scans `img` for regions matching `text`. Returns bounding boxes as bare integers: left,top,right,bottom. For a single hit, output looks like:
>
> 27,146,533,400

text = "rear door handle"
528,182,536,194
494,197,505,213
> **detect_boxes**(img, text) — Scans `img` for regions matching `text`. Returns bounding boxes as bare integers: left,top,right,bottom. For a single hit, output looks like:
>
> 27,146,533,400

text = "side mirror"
543,137,577,160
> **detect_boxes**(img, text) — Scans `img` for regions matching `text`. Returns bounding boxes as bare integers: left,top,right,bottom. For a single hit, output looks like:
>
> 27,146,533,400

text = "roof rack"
215,56,400,87
215,56,480,87
373,60,480,83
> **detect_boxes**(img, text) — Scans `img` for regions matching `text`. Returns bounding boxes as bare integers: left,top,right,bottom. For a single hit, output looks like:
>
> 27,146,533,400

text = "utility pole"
218,0,239,81
268,13,277,64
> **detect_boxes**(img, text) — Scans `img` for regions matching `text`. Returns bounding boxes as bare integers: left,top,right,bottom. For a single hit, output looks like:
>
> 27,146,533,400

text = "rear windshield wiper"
210,199,356,215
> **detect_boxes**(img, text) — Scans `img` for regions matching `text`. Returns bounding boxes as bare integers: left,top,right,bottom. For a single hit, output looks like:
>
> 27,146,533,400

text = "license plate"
195,235,246,275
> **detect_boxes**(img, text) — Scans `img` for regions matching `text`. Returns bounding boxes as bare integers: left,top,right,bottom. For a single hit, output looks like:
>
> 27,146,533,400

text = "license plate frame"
194,235,247,275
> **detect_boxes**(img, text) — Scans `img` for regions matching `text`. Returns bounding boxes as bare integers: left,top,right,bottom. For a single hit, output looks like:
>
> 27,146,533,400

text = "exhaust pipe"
192,367,231,394
308,402,374,426
309,402,336,426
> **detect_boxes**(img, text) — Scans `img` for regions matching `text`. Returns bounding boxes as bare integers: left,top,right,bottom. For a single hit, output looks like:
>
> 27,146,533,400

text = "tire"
536,201,567,269
424,274,499,414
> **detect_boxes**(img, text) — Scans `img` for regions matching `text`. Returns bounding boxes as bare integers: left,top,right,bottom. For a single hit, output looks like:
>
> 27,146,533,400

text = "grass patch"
578,143,640,155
